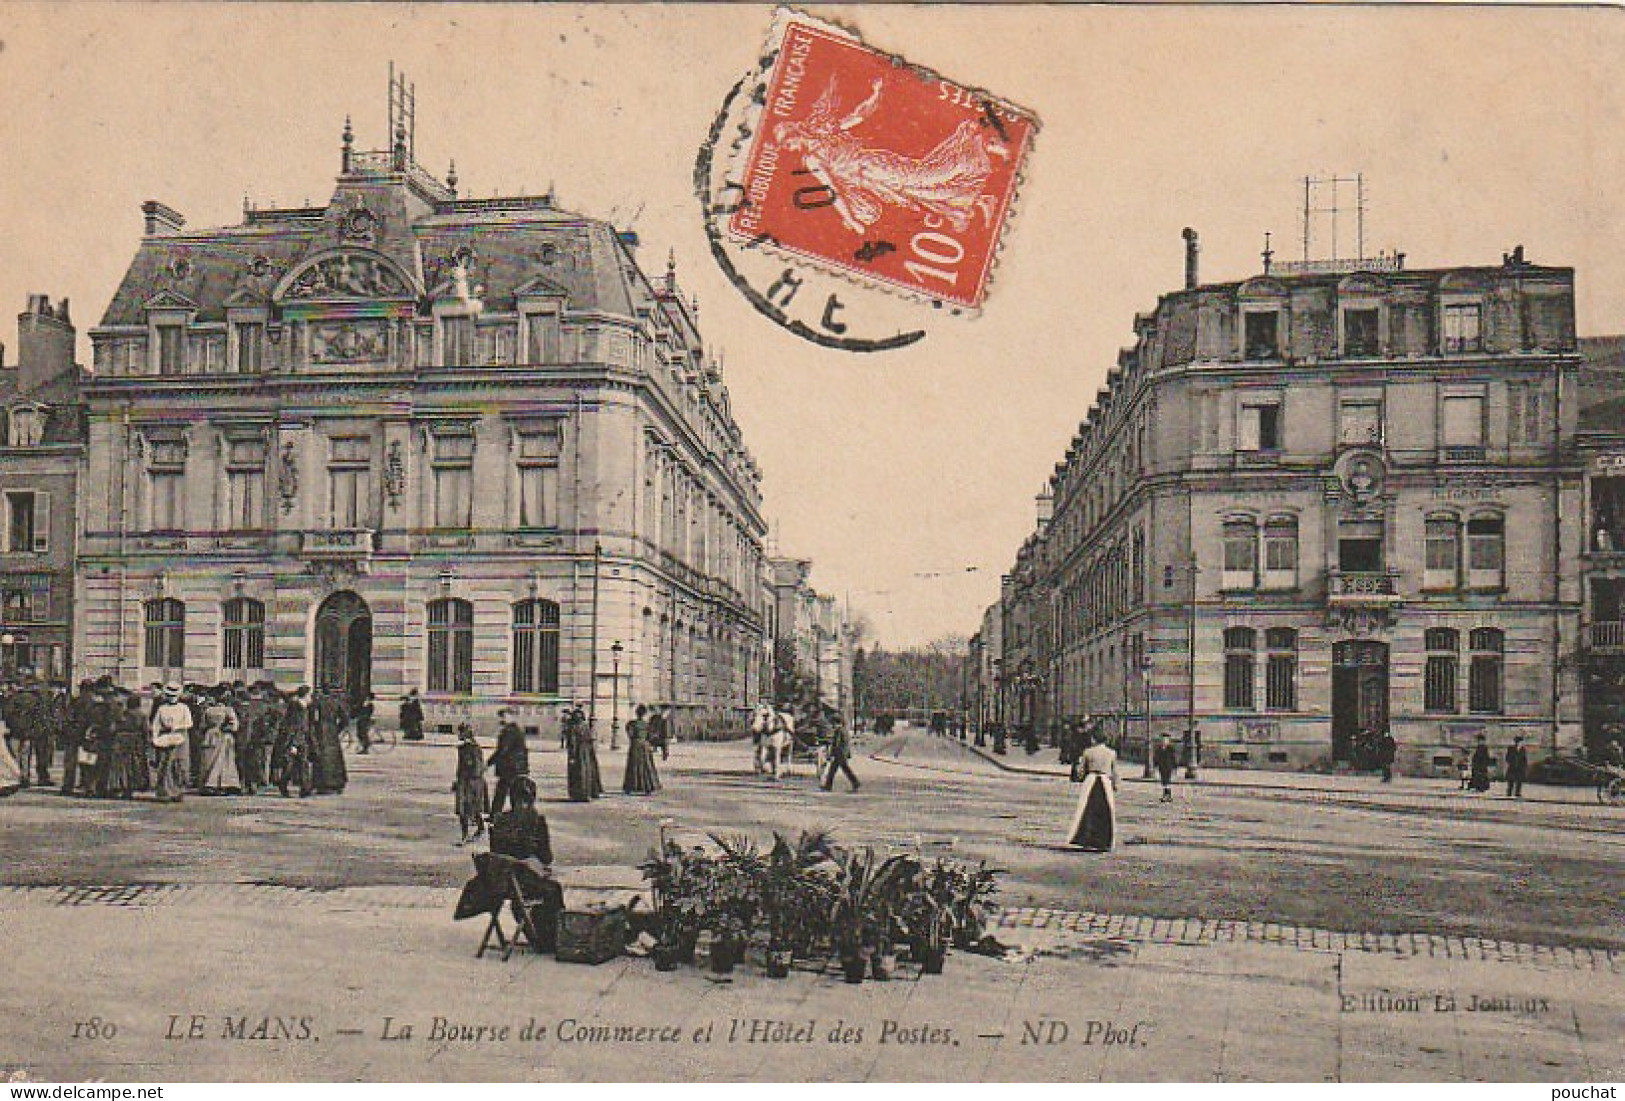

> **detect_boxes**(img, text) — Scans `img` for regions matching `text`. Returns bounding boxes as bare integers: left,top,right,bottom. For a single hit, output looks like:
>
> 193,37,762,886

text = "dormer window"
10,408,41,448
1244,311,1279,360
157,323,187,374
441,316,474,366
1442,303,1482,354
1343,308,1380,357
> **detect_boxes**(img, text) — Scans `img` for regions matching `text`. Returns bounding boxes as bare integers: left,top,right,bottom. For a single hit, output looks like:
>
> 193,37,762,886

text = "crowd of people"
0,677,358,802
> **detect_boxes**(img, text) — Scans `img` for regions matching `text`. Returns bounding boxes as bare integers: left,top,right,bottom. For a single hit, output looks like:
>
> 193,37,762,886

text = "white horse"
750,704,795,778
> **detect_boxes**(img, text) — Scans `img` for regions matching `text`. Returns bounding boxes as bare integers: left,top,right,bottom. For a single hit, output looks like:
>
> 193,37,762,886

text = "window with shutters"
1338,399,1383,447
157,324,187,375
1441,393,1486,459
1424,628,1460,713
427,598,474,694
512,599,561,694
3,491,45,553
1237,402,1281,452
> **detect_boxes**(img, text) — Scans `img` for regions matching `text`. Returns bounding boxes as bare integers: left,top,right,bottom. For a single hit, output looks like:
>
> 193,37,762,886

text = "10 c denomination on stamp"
728,11,1037,310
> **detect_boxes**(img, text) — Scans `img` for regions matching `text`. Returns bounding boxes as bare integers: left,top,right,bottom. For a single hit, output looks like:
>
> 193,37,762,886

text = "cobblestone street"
1,730,1621,1081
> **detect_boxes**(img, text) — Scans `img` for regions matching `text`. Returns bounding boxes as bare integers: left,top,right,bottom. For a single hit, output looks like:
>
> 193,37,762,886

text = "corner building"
75,126,770,736
1035,243,1582,775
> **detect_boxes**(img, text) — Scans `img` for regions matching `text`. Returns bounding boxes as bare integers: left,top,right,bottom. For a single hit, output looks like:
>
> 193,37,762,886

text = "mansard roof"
99,177,647,327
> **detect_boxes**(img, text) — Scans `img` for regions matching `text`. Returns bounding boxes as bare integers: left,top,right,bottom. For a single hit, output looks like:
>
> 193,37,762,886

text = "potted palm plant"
705,832,763,975
759,831,833,978
829,847,912,984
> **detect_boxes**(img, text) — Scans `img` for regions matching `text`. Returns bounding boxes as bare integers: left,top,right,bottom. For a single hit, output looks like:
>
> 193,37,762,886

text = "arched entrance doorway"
314,591,372,708
1331,640,1389,764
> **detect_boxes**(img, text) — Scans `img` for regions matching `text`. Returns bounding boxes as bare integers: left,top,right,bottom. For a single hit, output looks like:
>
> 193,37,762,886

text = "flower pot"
840,955,868,984
871,949,897,980
920,945,947,975
766,948,793,979
653,943,682,972
710,938,740,975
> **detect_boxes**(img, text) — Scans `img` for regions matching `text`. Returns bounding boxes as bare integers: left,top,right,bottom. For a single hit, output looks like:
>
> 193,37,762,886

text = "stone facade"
767,557,854,725
999,244,1584,775
73,124,769,736
0,295,86,683
1577,337,1625,754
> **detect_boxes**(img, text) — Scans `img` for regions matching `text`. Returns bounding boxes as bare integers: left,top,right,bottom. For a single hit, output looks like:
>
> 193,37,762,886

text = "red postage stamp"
728,13,1037,310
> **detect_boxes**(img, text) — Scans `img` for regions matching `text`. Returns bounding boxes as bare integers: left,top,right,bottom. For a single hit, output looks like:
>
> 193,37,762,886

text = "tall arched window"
1468,627,1504,714
427,598,474,693
512,599,561,694
1223,626,1257,711
222,597,265,675
144,598,186,674
1424,628,1460,713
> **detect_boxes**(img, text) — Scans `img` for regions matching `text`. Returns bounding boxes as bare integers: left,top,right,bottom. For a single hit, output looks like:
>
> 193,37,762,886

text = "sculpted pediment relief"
276,249,417,302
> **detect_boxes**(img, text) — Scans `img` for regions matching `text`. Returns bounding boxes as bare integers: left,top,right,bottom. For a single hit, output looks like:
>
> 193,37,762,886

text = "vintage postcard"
0,1,1622,1088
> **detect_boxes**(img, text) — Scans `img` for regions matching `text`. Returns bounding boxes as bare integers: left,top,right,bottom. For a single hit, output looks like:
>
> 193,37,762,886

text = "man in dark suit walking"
488,709,529,817
1504,735,1529,799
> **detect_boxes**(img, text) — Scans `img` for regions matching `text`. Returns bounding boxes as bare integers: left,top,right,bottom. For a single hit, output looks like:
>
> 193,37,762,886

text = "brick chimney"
142,200,186,237
17,294,76,391
1182,227,1200,291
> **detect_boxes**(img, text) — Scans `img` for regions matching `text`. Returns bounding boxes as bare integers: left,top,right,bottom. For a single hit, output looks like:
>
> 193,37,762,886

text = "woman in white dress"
0,718,21,797
1066,730,1118,851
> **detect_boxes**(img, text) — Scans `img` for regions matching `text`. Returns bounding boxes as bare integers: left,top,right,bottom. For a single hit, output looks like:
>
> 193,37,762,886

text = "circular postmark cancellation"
695,8,1039,352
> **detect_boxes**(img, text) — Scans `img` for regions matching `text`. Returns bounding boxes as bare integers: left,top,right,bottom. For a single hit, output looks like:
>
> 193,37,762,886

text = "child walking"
453,723,490,844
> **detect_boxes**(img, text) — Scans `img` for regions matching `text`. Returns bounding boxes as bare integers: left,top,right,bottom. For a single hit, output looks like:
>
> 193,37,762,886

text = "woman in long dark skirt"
622,704,661,796
310,692,348,794
1066,731,1117,851
1469,735,1492,793
565,706,603,802
100,695,146,800
453,724,489,844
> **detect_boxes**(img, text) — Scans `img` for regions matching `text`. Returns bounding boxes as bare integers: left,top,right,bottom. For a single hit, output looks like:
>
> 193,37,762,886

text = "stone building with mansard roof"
75,116,770,736
1001,236,1584,776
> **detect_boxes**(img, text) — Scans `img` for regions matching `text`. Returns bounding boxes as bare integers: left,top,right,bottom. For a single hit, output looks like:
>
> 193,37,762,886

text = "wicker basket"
555,904,628,964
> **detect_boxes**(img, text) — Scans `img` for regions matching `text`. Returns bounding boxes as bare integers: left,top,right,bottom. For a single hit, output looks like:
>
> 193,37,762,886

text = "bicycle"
340,724,397,755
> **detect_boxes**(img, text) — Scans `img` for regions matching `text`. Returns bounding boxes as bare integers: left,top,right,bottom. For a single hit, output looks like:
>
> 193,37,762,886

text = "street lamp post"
610,640,624,752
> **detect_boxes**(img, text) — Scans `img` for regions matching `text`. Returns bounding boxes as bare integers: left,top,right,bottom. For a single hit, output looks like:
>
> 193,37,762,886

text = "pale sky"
3,3,1623,647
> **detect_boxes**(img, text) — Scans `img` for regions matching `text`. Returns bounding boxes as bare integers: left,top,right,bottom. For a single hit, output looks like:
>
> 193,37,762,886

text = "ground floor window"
427,598,474,693
222,597,265,676
1264,627,1297,710
1468,627,1504,714
144,597,185,673
1223,626,1256,710
1424,628,1460,713
512,599,561,694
